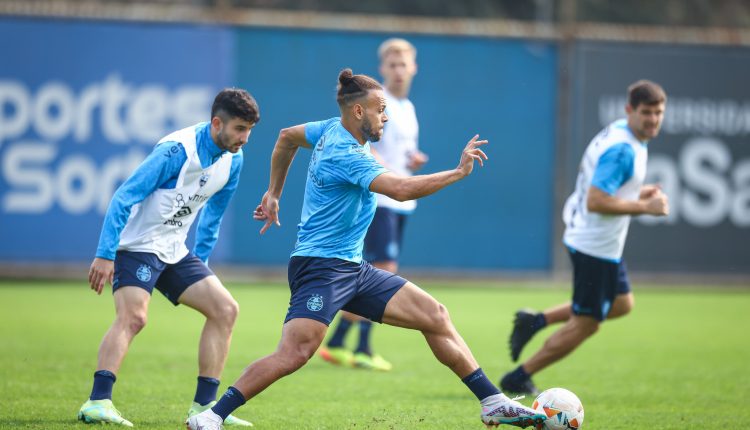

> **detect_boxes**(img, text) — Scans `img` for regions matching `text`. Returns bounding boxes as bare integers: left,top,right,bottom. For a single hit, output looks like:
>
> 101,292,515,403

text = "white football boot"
186,409,224,430
480,393,547,428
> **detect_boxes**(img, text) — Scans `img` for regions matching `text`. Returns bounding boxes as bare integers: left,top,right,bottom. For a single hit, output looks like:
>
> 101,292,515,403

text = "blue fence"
0,18,231,261
231,28,558,270
0,18,557,270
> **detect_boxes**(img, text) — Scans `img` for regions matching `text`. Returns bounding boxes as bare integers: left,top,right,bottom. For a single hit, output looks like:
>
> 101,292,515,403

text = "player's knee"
277,348,313,374
580,321,600,337
206,296,239,327
426,302,452,333
609,295,635,319
621,296,635,315
121,312,148,335
220,298,240,326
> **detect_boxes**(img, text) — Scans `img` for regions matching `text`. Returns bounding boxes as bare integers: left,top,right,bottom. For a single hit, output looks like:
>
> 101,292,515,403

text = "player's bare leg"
234,318,327,398
382,282,477,376
606,292,634,320
179,276,239,378
180,276,252,426
523,315,599,375
382,282,545,428
97,287,151,373
79,287,150,427
542,302,572,325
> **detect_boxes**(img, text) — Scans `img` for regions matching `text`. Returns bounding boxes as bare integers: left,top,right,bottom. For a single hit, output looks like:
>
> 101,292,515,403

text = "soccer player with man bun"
320,37,427,372
78,88,258,427
186,69,546,429
501,80,670,396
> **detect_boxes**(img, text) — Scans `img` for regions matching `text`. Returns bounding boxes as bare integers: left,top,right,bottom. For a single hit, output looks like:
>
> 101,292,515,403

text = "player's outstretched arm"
254,125,311,234
370,134,487,201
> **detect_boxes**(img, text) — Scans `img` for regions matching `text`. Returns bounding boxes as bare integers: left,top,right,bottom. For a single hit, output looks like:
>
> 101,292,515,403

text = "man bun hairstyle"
628,80,667,109
211,88,260,124
336,68,381,107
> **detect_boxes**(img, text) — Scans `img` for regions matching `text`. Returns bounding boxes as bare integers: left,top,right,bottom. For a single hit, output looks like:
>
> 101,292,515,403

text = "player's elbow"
277,128,294,147
389,184,412,202
375,181,409,202
277,127,306,151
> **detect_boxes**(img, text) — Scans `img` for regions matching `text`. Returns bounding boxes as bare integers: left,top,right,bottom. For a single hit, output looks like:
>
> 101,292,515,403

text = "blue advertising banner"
232,28,558,270
0,18,232,261
570,41,750,274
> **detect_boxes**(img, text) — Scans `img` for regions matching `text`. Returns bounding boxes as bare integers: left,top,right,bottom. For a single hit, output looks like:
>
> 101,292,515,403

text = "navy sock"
327,318,352,348
461,368,500,401
508,365,531,383
194,376,220,406
211,386,247,420
90,370,116,401
355,320,372,355
532,314,547,331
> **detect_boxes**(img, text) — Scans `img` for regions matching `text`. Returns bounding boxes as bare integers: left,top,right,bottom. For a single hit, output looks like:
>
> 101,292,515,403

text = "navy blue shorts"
363,207,408,263
569,248,631,321
285,256,408,325
113,251,214,305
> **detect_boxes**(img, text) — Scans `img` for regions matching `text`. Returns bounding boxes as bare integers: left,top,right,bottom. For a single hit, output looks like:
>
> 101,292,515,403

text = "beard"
361,117,382,142
216,127,238,152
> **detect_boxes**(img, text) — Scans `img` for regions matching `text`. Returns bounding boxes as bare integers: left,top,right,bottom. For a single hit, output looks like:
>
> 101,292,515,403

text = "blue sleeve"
95,142,186,260
591,143,635,195
344,146,388,189
193,151,243,263
304,118,337,146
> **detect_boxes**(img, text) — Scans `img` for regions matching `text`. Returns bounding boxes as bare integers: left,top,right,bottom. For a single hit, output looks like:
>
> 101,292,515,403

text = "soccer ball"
532,388,585,429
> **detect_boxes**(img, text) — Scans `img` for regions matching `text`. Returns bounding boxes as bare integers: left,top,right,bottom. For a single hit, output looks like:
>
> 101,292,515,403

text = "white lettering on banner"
599,96,750,137
2,142,56,213
638,138,750,227
0,74,212,144
0,75,213,215
2,143,147,215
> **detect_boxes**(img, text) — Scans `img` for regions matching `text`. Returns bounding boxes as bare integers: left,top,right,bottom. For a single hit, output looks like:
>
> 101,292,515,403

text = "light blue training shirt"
96,122,243,263
291,117,388,263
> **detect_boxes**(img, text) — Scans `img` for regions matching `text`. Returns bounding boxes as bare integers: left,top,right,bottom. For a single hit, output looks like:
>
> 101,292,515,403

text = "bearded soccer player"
78,89,258,427
187,69,546,430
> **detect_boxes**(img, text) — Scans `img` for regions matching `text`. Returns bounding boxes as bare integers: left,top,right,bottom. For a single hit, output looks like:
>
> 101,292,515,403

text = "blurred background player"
78,89,258,427
500,80,670,395
187,69,545,430
319,38,428,372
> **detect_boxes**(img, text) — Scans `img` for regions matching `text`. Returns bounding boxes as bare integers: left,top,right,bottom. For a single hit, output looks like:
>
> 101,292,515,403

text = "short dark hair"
628,80,666,108
336,68,381,107
211,88,260,124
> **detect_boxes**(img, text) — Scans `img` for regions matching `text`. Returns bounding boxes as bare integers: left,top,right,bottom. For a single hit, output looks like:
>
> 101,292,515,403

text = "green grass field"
1,280,748,429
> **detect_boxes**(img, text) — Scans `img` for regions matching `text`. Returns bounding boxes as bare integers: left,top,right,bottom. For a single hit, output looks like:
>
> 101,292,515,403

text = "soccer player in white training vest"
78,89,259,427
500,80,670,396
186,68,546,430
320,38,427,372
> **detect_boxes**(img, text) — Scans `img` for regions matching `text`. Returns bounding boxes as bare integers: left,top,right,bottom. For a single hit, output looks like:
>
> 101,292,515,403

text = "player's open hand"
254,191,281,234
457,134,489,177
88,257,114,295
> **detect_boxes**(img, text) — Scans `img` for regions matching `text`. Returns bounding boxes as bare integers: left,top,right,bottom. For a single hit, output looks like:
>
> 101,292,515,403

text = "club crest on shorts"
306,294,324,312
199,173,210,187
136,264,152,282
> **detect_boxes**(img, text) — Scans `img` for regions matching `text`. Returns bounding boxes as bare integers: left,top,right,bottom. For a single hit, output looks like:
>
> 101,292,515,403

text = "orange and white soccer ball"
532,388,585,430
